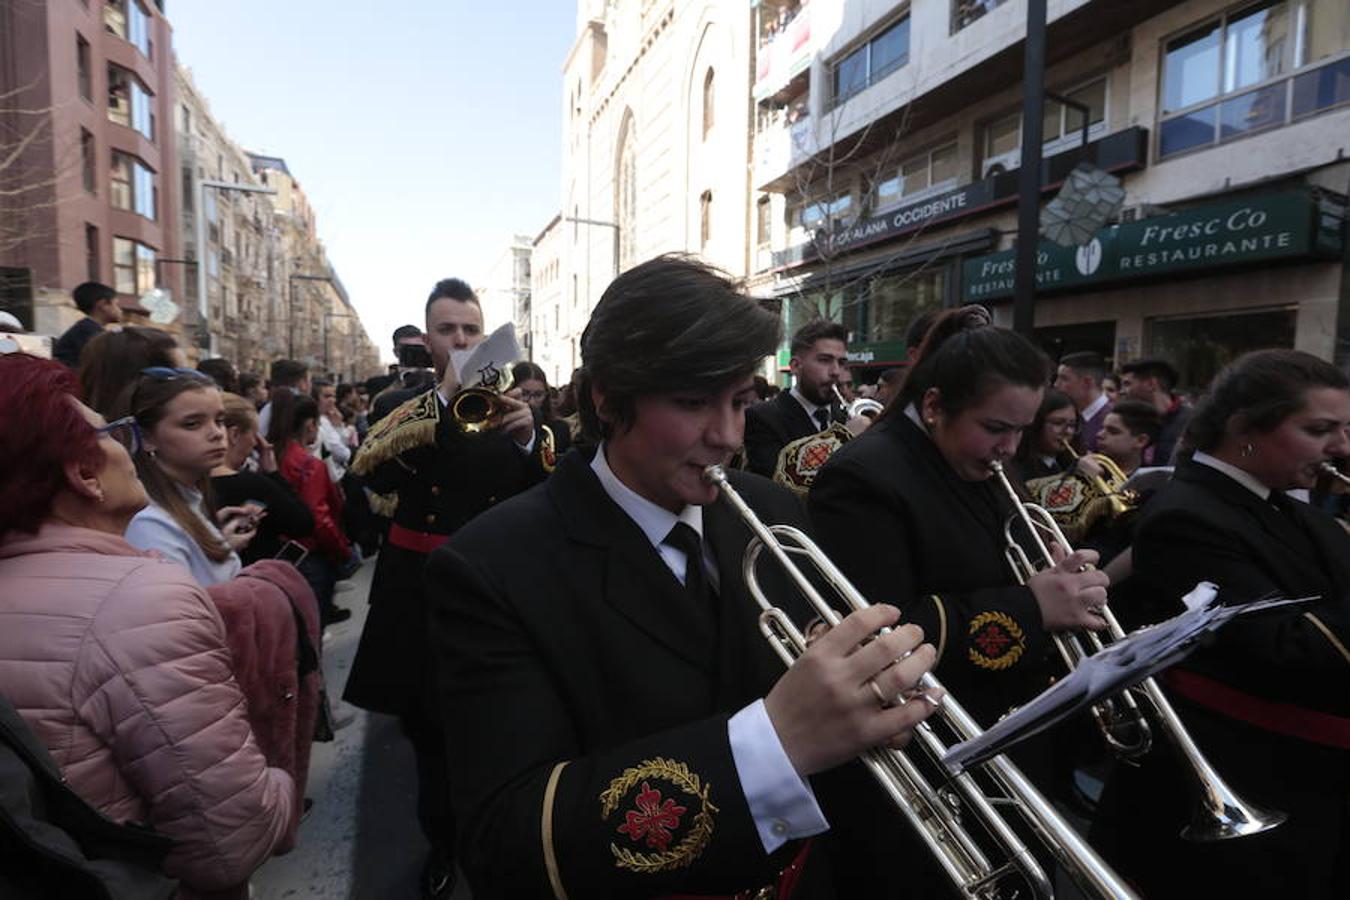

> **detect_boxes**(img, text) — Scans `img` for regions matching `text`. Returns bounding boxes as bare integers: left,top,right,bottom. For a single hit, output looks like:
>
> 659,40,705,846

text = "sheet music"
941,584,1312,774
449,323,521,390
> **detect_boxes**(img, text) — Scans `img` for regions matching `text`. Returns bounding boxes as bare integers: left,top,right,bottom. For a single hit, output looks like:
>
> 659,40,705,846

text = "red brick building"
0,0,182,341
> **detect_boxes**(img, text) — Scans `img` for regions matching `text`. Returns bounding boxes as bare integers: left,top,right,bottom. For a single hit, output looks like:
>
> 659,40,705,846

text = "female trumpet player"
1091,348,1350,899
809,308,1110,729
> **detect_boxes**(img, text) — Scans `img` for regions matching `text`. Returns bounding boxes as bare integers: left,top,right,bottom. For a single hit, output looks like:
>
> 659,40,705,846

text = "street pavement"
250,555,471,899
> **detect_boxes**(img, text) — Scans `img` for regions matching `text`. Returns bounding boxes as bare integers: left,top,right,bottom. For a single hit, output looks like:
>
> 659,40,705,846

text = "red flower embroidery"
974,623,1012,657
617,781,687,851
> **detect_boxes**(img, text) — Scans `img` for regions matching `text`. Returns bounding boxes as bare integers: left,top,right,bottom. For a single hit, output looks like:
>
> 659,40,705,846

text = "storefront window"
1148,306,1296,391
786,266,946,347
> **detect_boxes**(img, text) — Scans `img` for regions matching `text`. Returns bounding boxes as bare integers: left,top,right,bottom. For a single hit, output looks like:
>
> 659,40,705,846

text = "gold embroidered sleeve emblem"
599,757,717,874
967,611,1027,671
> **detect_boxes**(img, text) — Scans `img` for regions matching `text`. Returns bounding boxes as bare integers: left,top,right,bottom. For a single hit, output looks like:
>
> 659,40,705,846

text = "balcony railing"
753,115,815,187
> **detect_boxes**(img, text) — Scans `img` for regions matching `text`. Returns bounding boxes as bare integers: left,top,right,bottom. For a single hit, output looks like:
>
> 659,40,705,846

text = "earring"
147,449,157,459
1241,442,1255,458
94,489,105,503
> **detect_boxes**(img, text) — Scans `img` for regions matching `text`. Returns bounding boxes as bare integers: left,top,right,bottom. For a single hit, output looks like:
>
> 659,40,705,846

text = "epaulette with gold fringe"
351,389,439,476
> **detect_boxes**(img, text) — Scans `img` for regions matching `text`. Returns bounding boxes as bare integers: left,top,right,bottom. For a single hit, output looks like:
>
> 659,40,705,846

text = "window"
103,0,126,39
182,166,193,211
112,237,155,296
107,66,154,140
109,152,131,209
702,69,715,138
885,142,960,205
110,152,156,220
181,105,190,133
105,1,150,58
756,196,772,247
952,0,1012,33
832,16,910,105
700,190,713,246
616,114,638,270
796,191,853,230
1158,1,1348,159
77,35,91,101
980,77,1108,173
86,225,100,281
81,130,96,194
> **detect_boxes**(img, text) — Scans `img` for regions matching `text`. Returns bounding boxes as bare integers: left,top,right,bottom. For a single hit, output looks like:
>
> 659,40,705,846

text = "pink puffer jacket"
0,524,296,892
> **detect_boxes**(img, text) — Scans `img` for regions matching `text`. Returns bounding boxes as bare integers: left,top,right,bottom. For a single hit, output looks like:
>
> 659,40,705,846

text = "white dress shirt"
1191,451,1271,500
790,385,829,427
1081,392,1109,424
590,445,828,852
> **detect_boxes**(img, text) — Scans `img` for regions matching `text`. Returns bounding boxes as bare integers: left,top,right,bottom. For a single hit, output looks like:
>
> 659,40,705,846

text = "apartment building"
530,214,569,384
176,64,284,369
750,0,1349,387
0,0,183,342
247,153,380,380
536,0,757,375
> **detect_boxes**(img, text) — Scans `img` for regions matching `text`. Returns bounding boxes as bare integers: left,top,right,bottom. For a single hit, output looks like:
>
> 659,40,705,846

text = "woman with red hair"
0,354,296,897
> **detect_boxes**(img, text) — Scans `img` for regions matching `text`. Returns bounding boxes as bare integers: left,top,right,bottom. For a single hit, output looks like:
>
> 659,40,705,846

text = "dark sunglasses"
94,416,143,455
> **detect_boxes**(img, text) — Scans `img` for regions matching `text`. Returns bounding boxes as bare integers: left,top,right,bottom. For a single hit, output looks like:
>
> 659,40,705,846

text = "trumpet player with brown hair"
810,308,1111,729
343,277,550,900
425,256,940,899
1091,348,1350,900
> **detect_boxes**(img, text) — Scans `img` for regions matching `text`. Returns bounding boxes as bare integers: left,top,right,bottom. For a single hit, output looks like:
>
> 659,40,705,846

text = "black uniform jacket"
1091,459,1350,899
343,385,547,716
1131,459,1350,721
744,391,839,479
425,450,903,899
808,413,1051,725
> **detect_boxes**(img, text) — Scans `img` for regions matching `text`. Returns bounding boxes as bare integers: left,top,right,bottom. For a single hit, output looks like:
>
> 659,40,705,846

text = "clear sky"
170,1,577,363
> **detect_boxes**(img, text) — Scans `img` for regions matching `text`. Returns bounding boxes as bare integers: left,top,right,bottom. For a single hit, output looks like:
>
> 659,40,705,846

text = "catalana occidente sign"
962,192,1342,302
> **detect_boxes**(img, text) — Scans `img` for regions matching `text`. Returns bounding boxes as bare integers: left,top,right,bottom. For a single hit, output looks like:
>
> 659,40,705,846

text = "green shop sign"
962,192,1342,302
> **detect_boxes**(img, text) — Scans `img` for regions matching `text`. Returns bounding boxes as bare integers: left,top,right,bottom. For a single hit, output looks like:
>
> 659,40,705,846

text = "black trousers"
401,707,455,857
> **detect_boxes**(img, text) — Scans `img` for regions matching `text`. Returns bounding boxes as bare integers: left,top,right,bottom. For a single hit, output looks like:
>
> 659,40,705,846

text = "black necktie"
663,522,708,603
814,407,831,430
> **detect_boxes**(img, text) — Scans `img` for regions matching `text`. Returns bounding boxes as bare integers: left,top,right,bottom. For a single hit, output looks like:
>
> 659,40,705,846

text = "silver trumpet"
1319,460,1350,487
990,460,1286,842
705,464,1138,900
831,384,884,420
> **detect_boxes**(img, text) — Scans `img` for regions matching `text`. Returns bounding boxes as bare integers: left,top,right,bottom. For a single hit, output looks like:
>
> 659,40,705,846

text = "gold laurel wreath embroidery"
967,611,1026,671
600,757,718,874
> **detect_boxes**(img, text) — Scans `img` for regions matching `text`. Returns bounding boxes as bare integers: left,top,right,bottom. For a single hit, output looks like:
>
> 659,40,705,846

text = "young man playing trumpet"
344,277,549,899
425,256,939,899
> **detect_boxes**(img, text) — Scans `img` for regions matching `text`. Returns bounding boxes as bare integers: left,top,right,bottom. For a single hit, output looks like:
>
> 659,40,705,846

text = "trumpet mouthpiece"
703,464,728,486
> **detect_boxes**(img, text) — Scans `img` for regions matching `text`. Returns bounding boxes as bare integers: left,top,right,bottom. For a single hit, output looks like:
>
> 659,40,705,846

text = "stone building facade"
534,0,758,376
748,0,1348,388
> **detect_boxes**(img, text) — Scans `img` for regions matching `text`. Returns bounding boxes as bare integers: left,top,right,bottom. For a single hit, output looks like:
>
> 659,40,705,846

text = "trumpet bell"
451,388,499,433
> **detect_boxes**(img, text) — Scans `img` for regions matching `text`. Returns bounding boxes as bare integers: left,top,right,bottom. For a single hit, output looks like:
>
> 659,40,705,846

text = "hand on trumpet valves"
1027,544,1112,631
844,413,874,437
1072,455,1105,481
763,604,940,778
482,392,537,447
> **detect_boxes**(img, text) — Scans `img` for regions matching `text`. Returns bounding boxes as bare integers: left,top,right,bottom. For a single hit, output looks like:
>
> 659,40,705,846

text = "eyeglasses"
140,366,214,383
95,416,143,455
518,389,548,402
